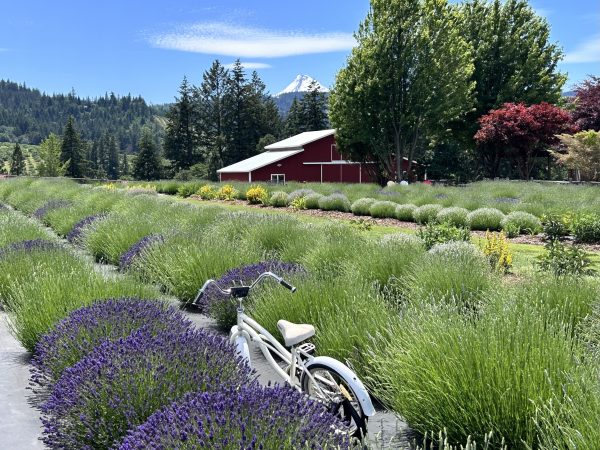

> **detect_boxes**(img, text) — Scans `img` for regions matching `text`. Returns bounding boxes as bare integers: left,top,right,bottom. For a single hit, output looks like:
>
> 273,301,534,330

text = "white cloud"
149,22,355,58
223,61,271,70
564,34,600,63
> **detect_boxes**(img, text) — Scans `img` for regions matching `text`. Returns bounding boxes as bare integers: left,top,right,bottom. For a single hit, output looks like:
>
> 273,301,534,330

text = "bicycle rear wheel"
301,363,367,439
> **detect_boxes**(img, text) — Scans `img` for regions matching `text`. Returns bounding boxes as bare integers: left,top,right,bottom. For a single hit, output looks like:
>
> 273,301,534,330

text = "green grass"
0,208,55,247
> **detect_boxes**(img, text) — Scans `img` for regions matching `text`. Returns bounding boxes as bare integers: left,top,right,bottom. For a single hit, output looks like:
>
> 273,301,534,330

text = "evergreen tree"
224,61,254,163
285,98,304,136
164,77,198,172
38,133,65,177
300,81,328,131
133,131,162,180
10,142,25,175
196,60,230,179
88,140,100,176
60,116,86,178
121,152,129,176
106,135,120,179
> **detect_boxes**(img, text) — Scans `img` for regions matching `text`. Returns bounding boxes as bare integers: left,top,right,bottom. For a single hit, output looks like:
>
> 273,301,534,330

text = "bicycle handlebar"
192,271,296,305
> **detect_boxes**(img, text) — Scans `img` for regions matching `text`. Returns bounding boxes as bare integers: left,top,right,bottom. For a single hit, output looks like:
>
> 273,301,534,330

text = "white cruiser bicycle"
194,271,375,438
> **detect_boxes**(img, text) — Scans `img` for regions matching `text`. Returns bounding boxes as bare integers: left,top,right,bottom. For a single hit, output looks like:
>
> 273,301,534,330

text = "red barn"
217,130,369,183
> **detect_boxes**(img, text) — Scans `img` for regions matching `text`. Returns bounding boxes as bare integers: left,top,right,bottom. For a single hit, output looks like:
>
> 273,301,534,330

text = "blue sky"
0,0,598,104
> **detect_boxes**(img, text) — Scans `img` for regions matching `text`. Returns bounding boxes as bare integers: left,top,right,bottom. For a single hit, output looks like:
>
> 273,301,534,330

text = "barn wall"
220,172,249,182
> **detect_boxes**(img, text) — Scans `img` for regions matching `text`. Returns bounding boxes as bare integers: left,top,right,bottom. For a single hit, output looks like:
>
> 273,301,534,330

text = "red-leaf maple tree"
573,76,600,131
475,102,577,179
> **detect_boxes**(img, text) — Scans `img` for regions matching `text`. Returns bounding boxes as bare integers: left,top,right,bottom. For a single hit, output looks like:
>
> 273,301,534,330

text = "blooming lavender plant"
0,239,62,259
197,260,305,330
32,199,71,220
118,384,351,450
30,298,193,388
119,234,165,271
41,328,255,450
66,213,106,244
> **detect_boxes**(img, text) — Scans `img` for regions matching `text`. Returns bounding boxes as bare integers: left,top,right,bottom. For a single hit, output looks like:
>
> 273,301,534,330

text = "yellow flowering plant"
217,184,238,201
197,185,217,200
245,185,269,205
481,231,512,273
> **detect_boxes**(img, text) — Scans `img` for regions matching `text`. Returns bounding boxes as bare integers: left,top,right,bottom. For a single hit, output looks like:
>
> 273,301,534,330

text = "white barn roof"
217,149,304,173
264,129,335,150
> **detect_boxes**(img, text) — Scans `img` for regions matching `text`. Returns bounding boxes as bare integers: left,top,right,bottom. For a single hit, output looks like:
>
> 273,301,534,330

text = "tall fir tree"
121,152,130,176
10,142,25,175
88,140,100,176
60,116,86,178
285,98,304,136
300,81,328,131
224,60,254,163
133,130,162,180
106,135,120,179
164,76,198,172
196,60,230,179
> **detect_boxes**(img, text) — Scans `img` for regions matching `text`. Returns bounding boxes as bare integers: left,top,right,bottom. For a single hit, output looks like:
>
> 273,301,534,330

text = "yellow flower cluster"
197,185,217,200
217,184,238,201
100,183,118,190
481,231,513,273
245,185,269,205
127,183,156,192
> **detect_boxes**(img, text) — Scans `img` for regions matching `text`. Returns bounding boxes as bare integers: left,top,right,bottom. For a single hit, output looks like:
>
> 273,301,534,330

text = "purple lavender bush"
119,234,164,271
0,239,62,259
66,214,106,244
30,298,193,388
197,260,305,330
118,385,351,450
32,200,71,220
41,328,255,449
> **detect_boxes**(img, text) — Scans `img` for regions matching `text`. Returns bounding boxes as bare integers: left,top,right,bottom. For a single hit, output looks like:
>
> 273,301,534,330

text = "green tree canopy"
133,131,162,180
10,142,25,175
164,76,198,172
38,133,65,177
301,81,329,132
60,116,86,178
330,0,475,182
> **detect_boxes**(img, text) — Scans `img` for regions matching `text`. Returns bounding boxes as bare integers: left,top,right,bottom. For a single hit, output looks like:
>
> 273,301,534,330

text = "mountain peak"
276,74,329,96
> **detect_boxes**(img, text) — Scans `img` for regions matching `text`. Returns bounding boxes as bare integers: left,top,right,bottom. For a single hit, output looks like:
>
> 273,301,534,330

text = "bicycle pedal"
298,342,315,354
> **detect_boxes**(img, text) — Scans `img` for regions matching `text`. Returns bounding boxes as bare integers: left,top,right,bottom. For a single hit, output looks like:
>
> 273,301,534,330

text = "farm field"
1,177,600,448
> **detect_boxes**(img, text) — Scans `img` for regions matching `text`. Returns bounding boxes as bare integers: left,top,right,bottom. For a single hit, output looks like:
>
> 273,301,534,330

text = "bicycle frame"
230,306,313,388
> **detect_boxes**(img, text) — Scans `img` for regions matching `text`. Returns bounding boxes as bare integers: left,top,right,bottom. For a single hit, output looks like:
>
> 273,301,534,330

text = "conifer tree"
133,131,162,180
88,141,100,176
300,80,328,131
106,135,120,179
164,76,198,171
121,152,129,176
60,116,86,178
10,142,25,175
224,61,254,162
285,98,304,136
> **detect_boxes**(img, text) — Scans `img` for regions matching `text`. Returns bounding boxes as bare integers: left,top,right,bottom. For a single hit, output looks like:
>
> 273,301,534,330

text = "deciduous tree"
475,102,577,179
330,0,475,182
38,133,65,177
573,76,600,131
551,130,600,181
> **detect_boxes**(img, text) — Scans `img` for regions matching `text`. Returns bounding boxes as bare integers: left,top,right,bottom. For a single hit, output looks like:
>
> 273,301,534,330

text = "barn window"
270,174,285,184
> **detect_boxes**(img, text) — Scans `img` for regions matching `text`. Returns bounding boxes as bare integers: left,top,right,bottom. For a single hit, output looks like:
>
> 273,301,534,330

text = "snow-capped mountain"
276,75,329,96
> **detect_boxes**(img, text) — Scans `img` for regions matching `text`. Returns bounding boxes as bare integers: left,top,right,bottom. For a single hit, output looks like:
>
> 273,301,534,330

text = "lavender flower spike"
0,239,62,259
119,234,164,271
32,199,71,220
66,213,106,244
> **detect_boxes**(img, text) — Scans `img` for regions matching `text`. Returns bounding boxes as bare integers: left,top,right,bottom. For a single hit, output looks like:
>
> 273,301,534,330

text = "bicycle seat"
277,320,315,347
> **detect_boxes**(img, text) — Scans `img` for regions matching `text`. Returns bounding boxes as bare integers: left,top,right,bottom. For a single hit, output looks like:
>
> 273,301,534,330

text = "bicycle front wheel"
301,363,367,439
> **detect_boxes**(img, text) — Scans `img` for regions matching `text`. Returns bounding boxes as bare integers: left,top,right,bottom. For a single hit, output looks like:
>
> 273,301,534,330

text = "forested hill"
0,80,165,151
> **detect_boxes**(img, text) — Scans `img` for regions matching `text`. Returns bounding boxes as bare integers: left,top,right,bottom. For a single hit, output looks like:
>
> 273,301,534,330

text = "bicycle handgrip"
280,279,296,293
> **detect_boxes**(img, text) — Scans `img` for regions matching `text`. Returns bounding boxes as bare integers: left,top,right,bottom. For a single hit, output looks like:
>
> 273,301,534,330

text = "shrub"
407,241,491,309
119,234,165,271
395,203,418,221
32,199,71,221
0,239,62,259
413,204,443,224
501,211,541,236
40,329,254,450
304,193,323,209
118,385,351,450
536,240,595,277
481,231,513,273
580,301,600,359
245,185,268,205
541,213,572,240
196,261,305,330
467,208,505,231
270,191,289,207
66,213,106,244
417,222,471,250
217,184,238,201
287,188,316,203
197,184,217,200
351,198,377,216
176,182,202,198
367,301,588,448
30,298,192,388
290,196,307,210
572,213,600,243
370,200,398,218
318,193,351,212
436,207,469,227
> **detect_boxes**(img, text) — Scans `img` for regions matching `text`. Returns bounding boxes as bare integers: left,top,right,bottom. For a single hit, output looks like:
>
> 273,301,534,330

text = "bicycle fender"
305,356,375,417
230,326,251,363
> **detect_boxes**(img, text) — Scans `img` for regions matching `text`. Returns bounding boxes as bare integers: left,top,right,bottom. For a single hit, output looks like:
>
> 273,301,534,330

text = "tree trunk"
394,131,403,181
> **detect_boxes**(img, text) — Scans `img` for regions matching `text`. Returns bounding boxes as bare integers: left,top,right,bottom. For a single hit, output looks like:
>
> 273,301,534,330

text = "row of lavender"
0,204,349,448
